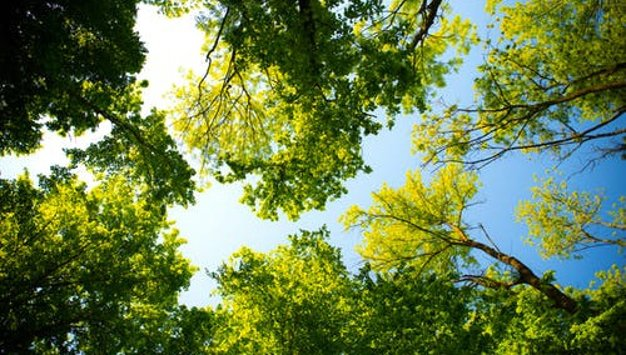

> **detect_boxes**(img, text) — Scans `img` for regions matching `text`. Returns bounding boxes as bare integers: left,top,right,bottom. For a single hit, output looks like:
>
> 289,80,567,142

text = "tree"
341,164,626,351
339,0,626,350
209,228,356,353
0,0,145,155
463,265,626,354
342,165,578,314
109,304,215,354
172,0,475,219
64,88,197,207
0,0,196,207
208,230,488,354
413,0,626,167
0,171,195,352
3,0,624,352
351,265,487,354
517,175,626,259
569,265,626,353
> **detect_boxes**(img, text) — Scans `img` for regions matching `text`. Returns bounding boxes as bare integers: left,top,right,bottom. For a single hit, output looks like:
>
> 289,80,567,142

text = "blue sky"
1,1,623,308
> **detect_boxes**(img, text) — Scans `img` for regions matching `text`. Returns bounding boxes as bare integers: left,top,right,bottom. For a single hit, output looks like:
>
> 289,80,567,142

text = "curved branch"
458,238,578,314
198,6,231,95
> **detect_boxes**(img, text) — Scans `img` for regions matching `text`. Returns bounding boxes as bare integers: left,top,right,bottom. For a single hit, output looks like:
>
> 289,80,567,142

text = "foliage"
517,175,626,259
64,83,196,207
0,0,196,207
342,164,578,313
0,172,195,352
109,304,215,354
570,265,626,353
351,266,486,354
461,285,573,354
208,232,487,354
2,0,625,353
210,228,356,354
465,266,626,354
144,0,200,17
172,0,475,219
342,164,478,273
202,234,626,354
0,0,145,155
414,0,626,166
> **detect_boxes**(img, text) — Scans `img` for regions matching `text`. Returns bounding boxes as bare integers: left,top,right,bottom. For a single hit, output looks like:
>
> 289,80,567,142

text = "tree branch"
458,238,578,314
408,0,443,51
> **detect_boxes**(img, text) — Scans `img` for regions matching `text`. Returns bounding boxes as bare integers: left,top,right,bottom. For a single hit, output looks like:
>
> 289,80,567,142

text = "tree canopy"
210,229,356,353
342,164,579,313
0,0,196,207
413,0,626,166
1,0,625,353
0,171,195,352
192,229,626,353
172,0,474,219
0,0,145,154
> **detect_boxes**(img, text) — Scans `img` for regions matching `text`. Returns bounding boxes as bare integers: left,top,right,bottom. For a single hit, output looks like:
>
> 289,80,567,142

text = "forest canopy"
1,0,624,353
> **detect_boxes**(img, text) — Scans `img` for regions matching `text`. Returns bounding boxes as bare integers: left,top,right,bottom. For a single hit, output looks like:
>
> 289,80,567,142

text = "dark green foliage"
66,107,196,207
351,266,486,354
0,0,196,207
0,0,145,154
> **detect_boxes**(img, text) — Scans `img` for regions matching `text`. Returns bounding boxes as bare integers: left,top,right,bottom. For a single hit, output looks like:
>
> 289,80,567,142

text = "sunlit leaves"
172,0,475,219
415,0,626,165
517,175,625,259
342,164,479,272
210,228,355,353
0,173,195,352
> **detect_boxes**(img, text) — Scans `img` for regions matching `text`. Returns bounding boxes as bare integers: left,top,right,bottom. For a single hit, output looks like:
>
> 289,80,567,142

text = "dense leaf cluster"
0,173,195,352
0,0,145,154
172,0,474,219
205,231,626,354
